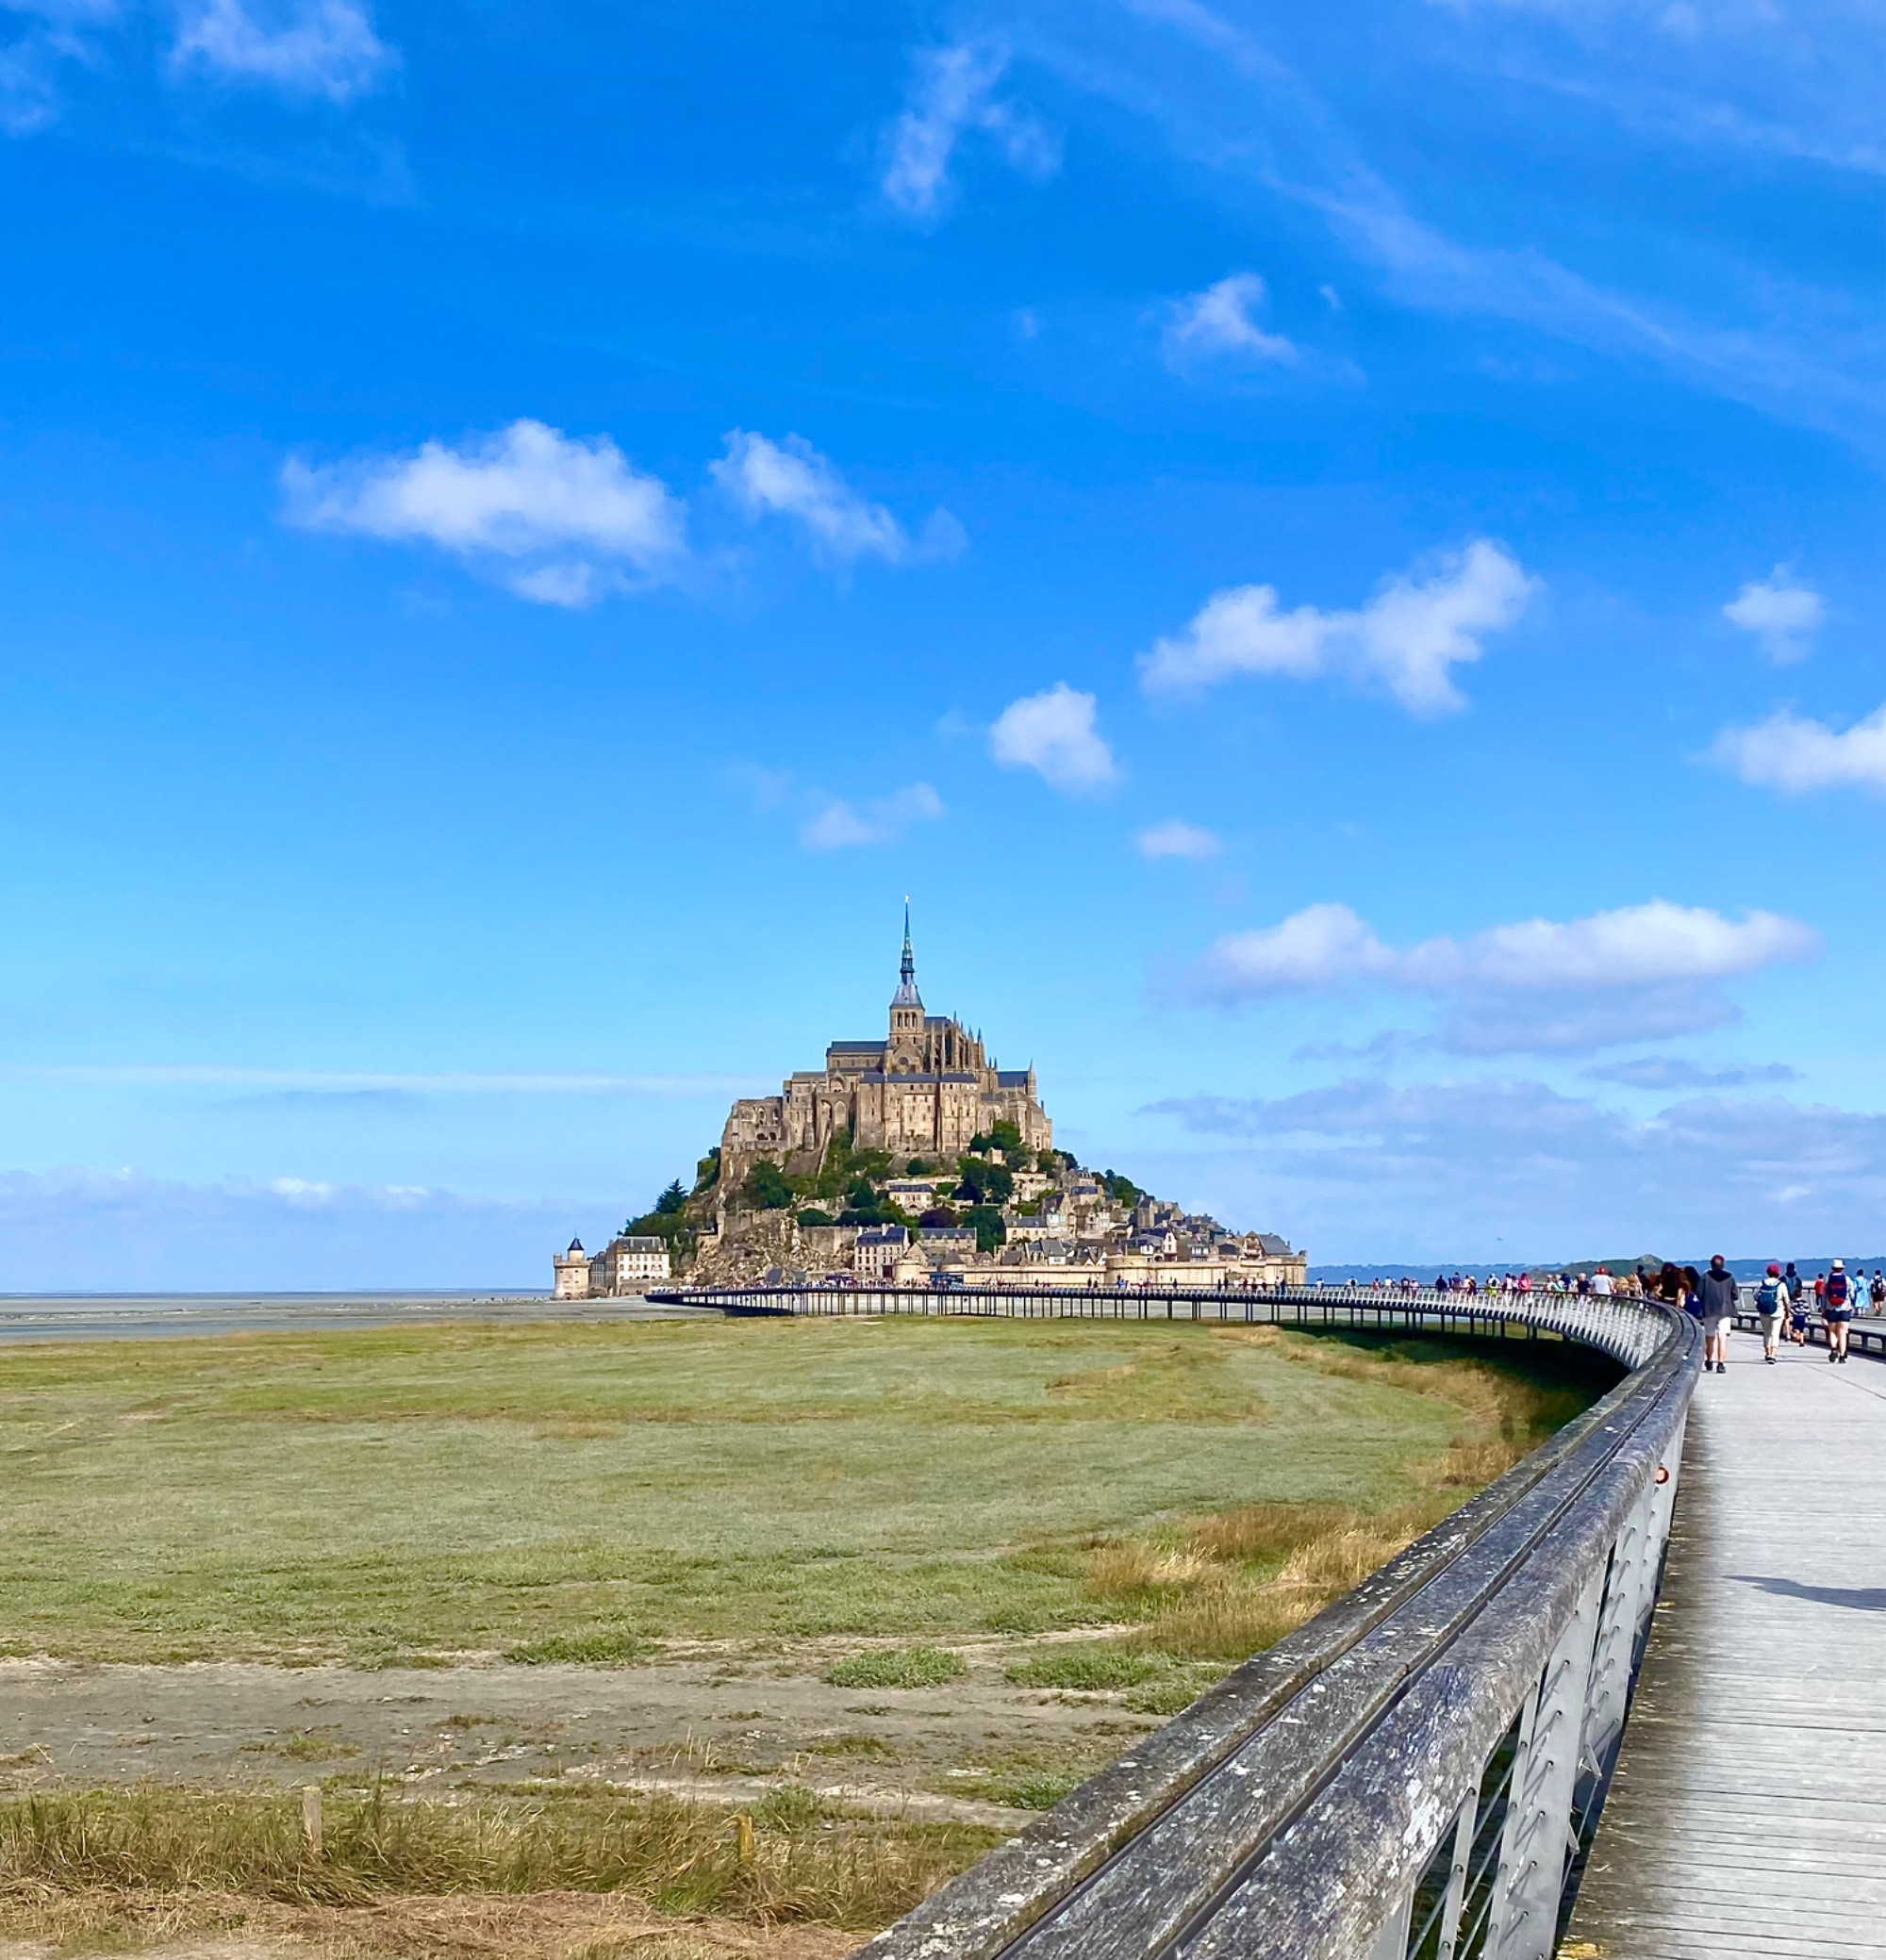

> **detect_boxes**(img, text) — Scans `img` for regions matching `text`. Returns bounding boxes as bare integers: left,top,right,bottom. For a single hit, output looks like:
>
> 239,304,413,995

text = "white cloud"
1419,899,1817,991
880,41,1059,220
1178,898,1820,1052
1712,702,1886,796
711,430,964,568
1723,568,1823,663
1164,272,1297,365
1141,539,1536,715
1191,901,1387,995
1138,819,1222,861
1190,898,1816,997
171,0,396,104
800,782,945,851
282,420,687,606
989,684,1119,794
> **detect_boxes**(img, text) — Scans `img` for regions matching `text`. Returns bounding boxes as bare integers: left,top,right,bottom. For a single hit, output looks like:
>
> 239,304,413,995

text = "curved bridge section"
662,1283,1698,1960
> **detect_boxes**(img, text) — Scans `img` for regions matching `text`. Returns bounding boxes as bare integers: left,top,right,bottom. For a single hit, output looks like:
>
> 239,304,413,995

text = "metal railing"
658,1280,1698,1960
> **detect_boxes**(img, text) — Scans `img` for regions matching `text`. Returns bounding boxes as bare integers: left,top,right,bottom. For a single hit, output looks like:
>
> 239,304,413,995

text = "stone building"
553,1238,591,1298
854,1224,908,1280
552,1234,671,1298
718,910,1051,1219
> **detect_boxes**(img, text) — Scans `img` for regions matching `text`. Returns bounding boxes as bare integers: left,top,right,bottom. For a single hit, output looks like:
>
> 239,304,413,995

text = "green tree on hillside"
738,1160,795,1211
954,1158,1013,1206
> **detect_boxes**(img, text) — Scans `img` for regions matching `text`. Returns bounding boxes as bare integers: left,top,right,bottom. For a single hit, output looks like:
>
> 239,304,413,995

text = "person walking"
1823,1259,1855,1362
1783,1261,1809,1343
1753,1263,1787,1363
1698,1254,1738,1374
1870,1267,1885,1317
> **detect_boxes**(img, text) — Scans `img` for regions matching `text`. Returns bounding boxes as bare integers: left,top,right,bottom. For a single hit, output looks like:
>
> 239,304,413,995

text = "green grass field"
0,1315,1616,1668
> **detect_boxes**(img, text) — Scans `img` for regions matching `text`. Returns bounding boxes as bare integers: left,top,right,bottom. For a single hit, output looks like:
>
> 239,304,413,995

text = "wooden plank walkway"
1563,1327,1886,1959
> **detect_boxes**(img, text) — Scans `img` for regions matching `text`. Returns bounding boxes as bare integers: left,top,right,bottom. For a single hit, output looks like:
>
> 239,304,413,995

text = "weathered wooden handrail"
653,1281,1698,1960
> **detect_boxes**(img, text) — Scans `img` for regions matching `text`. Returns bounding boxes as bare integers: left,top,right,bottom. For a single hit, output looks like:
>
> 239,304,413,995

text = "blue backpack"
1756,1279,1782,1312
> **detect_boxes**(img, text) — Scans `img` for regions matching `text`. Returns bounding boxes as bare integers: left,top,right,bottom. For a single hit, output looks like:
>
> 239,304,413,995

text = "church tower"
886,900,924,1071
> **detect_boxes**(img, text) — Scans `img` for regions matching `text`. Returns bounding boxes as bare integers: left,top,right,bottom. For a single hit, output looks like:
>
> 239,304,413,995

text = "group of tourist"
1361,1260,1883,1375
1417,1268,1629,1297
1651,1255,1884,1371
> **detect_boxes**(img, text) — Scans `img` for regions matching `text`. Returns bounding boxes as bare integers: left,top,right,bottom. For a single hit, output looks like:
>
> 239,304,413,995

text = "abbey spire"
891,898,922,1011
887,899,925,1063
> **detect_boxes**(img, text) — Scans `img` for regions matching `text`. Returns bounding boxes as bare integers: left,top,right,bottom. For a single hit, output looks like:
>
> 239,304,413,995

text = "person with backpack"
1698,1254,1739,1374
1870,1268,1885,1317
1753,1263,1786,1363
1823,1259,1855,1362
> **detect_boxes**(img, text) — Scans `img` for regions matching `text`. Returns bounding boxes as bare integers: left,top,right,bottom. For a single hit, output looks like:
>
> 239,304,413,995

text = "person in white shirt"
1590,1266,1614,1297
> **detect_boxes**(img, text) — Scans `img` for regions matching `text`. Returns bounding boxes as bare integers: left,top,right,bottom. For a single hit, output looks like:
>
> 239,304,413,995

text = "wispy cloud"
1173,898,1820,1053
1584,1056,1797,1091
0,0,115,132
0,1164,577,1291
800,782,945,850
989,683,1119,793
1049,0,1885,445
880,41,1058,220
171,0,397,104
1722,568,1823,664
1712,702,1886,796
282,420,687,606
1424,0,1885,177
1141,539,1536,716
1163,272,1297,367
0,1062,763,1096
712,431,964,568
1137,819,1221,861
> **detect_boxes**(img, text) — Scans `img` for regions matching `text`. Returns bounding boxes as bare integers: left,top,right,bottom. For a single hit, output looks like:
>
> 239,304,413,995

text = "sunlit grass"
0,1318,1615,1665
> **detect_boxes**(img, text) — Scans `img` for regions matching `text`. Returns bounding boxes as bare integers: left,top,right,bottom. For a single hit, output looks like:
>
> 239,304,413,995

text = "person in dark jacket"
1698,1254,1739,1374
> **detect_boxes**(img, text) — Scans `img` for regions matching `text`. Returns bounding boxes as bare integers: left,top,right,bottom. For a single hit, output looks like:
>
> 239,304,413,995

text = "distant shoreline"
0,1292,709,1344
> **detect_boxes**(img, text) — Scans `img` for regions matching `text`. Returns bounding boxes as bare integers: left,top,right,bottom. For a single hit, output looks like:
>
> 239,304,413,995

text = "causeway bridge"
658,1280,1886,1959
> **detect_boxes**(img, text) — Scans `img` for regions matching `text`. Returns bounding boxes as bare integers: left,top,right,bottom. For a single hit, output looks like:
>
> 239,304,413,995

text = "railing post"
1434,1795,1477,1960
1485,1562,1605,1960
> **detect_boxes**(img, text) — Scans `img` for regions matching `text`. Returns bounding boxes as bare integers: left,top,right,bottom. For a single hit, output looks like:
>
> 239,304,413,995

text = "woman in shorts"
1823,1259,1854,1362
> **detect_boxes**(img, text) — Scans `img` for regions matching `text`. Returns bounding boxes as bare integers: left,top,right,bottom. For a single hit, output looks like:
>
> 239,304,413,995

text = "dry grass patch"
0,1787,998,1935
1067,1331,1617,1666
0,1884,864,1959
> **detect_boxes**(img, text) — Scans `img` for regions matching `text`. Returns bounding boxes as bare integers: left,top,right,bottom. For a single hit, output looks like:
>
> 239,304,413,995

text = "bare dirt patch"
0,1646,1156,1822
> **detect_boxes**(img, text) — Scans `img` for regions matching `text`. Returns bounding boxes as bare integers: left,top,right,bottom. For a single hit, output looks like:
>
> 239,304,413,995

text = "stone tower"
885,899,924,1073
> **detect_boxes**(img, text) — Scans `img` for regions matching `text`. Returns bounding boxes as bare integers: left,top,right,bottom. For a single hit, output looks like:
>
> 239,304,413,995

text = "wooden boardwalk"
1563,1327,1886,1959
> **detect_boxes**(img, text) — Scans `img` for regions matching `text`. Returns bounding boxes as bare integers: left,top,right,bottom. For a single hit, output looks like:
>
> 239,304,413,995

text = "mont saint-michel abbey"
719,914,1051,1204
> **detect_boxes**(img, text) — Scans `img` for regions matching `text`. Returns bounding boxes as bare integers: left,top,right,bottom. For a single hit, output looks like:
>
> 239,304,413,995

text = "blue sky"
1,0,1880,1285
